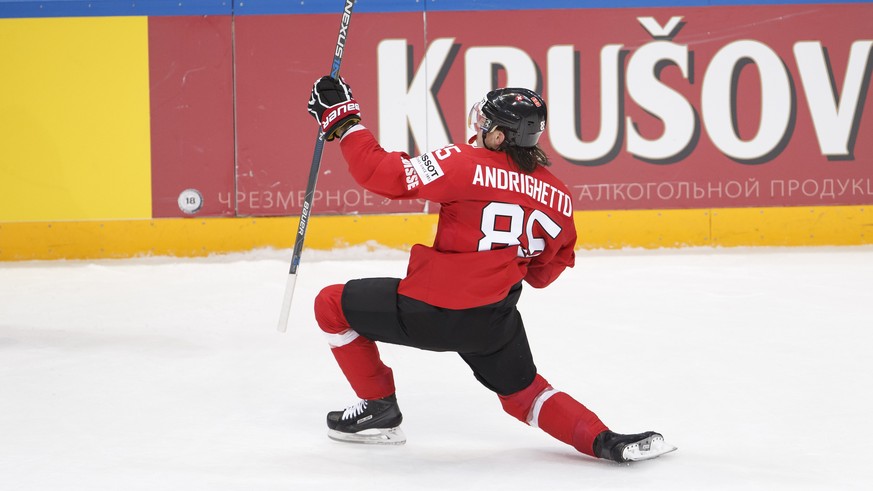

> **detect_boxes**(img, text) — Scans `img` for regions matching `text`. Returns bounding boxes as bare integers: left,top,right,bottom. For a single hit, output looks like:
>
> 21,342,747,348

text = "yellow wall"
0,17,152,222
1,206,869,261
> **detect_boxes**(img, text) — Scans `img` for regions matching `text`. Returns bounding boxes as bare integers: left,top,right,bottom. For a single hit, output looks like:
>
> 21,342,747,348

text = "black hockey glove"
307,76,361,141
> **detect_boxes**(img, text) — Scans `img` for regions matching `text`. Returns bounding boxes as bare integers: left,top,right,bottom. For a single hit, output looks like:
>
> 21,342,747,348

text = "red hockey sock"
315,284,395,400
535,392,609,457
499,374,609,457
329,337,395,400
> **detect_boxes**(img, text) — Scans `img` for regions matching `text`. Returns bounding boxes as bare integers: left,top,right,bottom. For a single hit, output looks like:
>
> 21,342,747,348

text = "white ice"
2,246,872,490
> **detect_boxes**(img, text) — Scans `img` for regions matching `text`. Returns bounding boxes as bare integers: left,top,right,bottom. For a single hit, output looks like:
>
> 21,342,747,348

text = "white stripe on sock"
527,388,559,428
324,328,360,348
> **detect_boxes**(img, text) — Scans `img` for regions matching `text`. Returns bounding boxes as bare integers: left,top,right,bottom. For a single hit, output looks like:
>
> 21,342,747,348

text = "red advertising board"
234,12,432,217
150,4,873,217
148,16,235,218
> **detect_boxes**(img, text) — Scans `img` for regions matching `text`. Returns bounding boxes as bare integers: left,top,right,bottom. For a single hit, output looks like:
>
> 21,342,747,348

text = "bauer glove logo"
321,101,361,130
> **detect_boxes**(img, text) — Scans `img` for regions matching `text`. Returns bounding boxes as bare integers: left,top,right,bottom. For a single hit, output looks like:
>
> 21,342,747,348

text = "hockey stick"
277,0,357,332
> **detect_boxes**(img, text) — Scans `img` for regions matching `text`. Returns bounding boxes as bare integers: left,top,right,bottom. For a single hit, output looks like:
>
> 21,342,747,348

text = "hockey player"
306,76,676,462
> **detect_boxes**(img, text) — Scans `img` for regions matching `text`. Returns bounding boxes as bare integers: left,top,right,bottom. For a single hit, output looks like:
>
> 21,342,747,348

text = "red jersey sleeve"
339,125,466,203
339,126,414,199
524,225,576,288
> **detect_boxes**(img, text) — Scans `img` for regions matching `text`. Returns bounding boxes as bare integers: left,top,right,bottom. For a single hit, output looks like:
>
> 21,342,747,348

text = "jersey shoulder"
405,143,484,186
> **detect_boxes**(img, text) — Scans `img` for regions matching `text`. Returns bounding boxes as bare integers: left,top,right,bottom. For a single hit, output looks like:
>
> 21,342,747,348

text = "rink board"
1,0,871,258
1,206,869,260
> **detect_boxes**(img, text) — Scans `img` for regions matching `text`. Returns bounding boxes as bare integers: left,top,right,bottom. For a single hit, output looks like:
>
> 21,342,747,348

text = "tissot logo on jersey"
409,152,445,185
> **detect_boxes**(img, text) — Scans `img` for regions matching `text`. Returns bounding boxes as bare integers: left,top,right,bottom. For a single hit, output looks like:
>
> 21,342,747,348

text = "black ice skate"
593,430,677,462
326,394,406,445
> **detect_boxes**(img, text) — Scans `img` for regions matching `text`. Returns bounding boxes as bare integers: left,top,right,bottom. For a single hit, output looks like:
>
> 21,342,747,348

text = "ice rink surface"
2,246,872,490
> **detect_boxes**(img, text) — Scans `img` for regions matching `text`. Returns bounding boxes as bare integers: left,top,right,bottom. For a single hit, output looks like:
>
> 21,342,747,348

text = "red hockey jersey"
339,125,577,310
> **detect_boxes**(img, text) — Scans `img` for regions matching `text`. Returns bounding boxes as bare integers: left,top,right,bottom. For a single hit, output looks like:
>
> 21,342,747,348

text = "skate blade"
327,426,407,445
622,435,677,462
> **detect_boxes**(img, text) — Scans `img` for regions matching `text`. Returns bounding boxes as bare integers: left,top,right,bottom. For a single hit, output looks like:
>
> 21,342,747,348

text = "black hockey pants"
341,278,537,396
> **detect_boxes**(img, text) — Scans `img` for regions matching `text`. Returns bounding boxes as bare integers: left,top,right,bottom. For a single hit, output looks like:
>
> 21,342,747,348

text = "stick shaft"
278,0,357,332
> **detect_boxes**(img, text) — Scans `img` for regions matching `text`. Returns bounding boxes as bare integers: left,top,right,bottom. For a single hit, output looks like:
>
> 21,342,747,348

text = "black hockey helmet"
476,88,547,148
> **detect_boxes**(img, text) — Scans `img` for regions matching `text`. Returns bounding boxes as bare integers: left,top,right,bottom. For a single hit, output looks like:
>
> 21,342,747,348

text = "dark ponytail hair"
496,128,552,173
